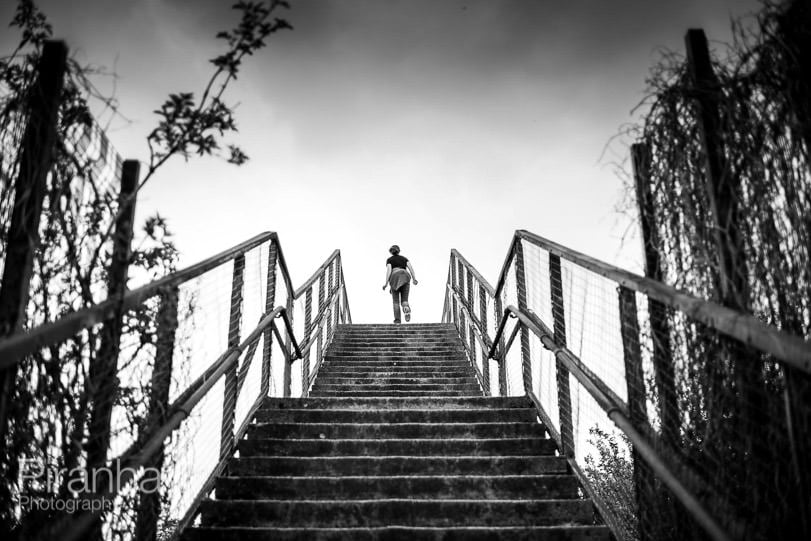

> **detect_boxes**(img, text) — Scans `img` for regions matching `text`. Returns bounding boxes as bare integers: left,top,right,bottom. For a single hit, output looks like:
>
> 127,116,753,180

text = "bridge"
1,226,809,540
1,23,811,541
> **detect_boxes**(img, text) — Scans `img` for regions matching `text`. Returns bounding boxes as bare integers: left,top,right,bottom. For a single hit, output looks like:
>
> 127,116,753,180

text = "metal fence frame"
442,229,811,541
0,231,351,541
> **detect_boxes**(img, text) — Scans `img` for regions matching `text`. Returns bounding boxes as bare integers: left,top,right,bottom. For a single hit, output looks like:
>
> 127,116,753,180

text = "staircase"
183,323,610,540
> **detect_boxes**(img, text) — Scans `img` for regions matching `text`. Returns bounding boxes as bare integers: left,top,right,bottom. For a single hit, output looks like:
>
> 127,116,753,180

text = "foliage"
617,1,811,539
584,426,639,541
0,1,291,539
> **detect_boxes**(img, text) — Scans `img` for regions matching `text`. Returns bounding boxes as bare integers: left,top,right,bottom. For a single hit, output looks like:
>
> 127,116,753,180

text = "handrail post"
302,287,313,396
442,264,451,323
282,295,293,397
513,240,532,394
316,273,325,376
134,285,179,541
494,297,508,396
466,269,476,381
457,259,468,349
333,269,341,333
687,29,773,533
549,254,575,457
220,255,244,459
86,160,140,493
618,285,653,541
261,241,278,397
632,142,679,448
451,255,459,328
479,287,490,395
326,261,335,340
0,40,68,467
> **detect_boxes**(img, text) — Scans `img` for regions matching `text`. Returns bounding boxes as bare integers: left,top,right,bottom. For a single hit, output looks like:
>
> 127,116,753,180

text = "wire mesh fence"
443,230,811,541
0,230,351,541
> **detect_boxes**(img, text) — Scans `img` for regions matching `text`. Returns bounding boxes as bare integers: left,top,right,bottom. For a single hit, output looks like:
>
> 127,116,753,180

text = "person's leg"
400,282,411,322
391,288,402,323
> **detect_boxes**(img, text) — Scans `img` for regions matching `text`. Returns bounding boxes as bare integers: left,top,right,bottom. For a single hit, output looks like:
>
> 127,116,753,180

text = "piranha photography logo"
19,458,161,514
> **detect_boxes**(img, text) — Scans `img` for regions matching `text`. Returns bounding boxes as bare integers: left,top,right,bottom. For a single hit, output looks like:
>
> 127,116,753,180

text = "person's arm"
406,262,418,285
382,263,392,290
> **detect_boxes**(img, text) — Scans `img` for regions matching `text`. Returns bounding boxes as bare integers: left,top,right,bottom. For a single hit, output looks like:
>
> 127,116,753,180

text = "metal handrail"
11,231,351,541
0,232,275,367
61,304,292,541
451,249,496,296
294,249,340,299
489,304,733,541
270,231,296,298
513,230,811,373
444,284,489,394
480,230,811,374
446,283,492,351
444,229,797,541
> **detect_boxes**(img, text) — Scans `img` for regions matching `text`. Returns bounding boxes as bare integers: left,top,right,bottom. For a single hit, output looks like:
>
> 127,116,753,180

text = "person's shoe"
393,320,401,324
403,304,411,322
404,311,411,322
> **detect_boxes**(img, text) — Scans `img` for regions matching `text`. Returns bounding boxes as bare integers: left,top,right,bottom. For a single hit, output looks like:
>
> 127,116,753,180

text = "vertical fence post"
316,273,325,376
687,28,775,535
686,29,749,309
513,239,532,394
327,260,335,339
549,254,575,456
494,297,508,396
450,255,459,328
302,287,313,395
333,260,341,331
479,287,490,395
457,261,468,354
220,255,244,459
134,286,179,541
86,160,140,487
466,268,475,367
282,294,293,398
0,40,68,453
261,242,278,397
618,285,653,541
632,143,679,448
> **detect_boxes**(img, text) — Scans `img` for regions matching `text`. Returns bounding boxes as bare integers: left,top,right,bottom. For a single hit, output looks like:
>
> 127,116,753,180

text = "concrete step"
198,499,597,527
329,339,462,346
331,337,461,345
336,324,456,331
247,422,546,440
315,370,473,378
331,334,460,341
313,378,479,395
183,525,611,541
307,390,482,398
324,354,467,360
331,334,460,340
238,437,558,457
321,359,468,367
313,377,478,386
253,407,540,424
317,367,469,375
261,396,531,411
215,474,580,500
227,455,569,477
327,348,465,355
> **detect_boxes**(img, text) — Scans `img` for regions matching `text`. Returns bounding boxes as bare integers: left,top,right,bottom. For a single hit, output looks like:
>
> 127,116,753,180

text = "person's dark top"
387,255,409,270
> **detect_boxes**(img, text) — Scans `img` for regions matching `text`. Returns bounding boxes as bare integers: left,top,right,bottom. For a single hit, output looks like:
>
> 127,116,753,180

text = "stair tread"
179,323,604,540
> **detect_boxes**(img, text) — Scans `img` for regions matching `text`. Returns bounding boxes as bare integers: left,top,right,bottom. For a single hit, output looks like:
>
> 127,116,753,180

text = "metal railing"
443,229,811,541
0,231,350,541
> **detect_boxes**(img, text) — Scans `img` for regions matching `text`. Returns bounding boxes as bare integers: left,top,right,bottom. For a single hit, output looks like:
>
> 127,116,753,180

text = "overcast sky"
1,0,761,322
